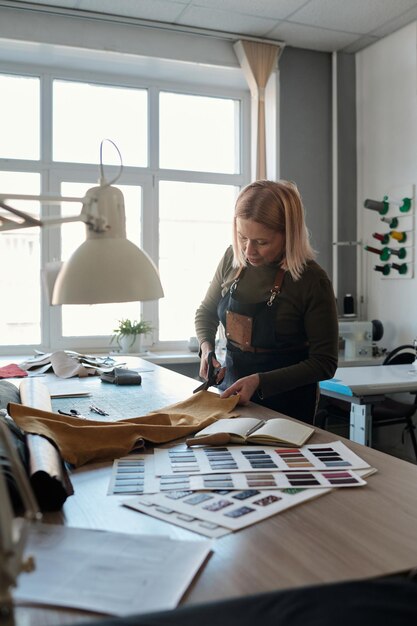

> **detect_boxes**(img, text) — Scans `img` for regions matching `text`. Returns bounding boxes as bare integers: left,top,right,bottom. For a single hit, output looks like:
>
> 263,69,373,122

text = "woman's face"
236,218,285,266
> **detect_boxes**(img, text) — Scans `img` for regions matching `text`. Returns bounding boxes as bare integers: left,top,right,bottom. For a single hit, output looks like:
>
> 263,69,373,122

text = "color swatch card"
153,441,370,476
124,494,232,538
124,485,331,535
108,454,159,495
160,468,366,491
275,442,370,471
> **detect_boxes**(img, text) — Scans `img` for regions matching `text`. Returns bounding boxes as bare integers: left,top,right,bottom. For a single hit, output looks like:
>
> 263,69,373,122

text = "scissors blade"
193,380,209,393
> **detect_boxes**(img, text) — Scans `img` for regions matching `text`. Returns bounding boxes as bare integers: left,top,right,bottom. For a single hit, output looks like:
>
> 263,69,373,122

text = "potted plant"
111,318,153,354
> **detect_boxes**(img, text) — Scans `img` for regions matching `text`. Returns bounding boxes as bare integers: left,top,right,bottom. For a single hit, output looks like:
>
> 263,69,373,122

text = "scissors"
193,351,221,393
57,409,87,420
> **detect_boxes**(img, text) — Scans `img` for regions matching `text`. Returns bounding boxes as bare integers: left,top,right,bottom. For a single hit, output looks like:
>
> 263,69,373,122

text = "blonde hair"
232,179,316,281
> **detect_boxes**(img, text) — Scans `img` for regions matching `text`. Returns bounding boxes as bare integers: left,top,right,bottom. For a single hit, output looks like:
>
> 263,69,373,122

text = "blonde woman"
195,180,338,423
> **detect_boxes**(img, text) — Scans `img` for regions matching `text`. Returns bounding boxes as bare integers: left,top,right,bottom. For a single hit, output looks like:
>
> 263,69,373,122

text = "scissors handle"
193,351,219,393
207,351,216,376
57,409,87,419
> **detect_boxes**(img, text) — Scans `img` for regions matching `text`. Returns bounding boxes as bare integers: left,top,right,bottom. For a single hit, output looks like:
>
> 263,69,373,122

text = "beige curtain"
234,40,281,180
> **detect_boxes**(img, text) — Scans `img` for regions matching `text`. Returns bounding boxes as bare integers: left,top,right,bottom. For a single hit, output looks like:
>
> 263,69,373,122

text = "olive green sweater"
195,246,338,399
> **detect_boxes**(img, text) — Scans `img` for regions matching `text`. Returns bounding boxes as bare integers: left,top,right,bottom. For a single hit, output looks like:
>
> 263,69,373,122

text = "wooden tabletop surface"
10,358,417,625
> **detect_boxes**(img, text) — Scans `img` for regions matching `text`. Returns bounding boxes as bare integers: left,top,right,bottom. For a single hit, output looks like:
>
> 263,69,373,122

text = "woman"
194,179,338,424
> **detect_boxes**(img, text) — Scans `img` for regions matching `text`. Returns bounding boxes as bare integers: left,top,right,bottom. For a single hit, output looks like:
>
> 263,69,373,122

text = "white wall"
357,22,417,349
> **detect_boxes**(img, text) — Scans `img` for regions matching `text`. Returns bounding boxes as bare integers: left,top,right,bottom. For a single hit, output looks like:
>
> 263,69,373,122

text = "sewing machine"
338,320,375,360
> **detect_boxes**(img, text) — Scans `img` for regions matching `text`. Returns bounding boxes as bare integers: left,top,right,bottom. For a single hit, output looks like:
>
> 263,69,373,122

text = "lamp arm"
0,200,42,229
0,193,89,232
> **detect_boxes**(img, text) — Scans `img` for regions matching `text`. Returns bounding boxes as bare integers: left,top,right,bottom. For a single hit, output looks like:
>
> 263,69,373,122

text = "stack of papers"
115,440,375,538
14,524,211,616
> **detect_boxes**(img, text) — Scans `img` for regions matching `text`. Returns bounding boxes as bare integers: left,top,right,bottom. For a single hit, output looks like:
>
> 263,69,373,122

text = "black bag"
100,367,142,385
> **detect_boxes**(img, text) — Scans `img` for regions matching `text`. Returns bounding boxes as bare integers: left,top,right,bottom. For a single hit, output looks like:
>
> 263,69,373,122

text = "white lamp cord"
99,139,124,187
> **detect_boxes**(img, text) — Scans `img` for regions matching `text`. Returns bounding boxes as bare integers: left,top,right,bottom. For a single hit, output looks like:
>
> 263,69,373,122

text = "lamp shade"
53,239,164,304
52,183,164,305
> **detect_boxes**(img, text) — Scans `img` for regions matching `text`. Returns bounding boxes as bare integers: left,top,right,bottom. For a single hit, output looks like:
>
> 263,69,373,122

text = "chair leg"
405,416,417,462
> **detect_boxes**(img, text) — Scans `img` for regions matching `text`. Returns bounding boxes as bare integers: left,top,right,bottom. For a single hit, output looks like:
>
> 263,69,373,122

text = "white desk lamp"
0,140,164,619
0,139,164,304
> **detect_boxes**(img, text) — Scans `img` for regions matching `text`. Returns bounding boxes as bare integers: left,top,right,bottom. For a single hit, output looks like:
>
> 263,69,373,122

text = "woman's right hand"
198,341,212,378
199,342,224,384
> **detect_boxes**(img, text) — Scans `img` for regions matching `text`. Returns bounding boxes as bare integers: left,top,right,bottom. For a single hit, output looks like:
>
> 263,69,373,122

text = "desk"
320,364,417,446
9,358,417,626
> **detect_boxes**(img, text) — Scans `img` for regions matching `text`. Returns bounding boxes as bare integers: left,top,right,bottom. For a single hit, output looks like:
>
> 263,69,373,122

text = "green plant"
111,318,153,347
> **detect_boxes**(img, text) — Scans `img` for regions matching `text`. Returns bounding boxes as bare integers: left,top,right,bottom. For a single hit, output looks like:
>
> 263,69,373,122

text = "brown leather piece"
226,310,253,347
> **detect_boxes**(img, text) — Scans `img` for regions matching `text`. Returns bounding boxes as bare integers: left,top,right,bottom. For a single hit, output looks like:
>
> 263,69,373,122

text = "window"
159,92,239,173
53,81,148,167
0,74,39,160
159,181,237,341
0,171,41,346
0,67,248,354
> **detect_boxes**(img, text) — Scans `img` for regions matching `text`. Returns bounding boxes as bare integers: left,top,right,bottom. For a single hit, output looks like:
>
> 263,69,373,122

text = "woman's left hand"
220,374,260,405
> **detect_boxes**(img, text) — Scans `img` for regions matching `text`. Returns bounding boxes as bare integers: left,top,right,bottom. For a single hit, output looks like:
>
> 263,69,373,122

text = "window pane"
0,74,39,160
159,181,238,342
159,92,240,174
60,182,142,337
53,81,148,167
0,172,41,345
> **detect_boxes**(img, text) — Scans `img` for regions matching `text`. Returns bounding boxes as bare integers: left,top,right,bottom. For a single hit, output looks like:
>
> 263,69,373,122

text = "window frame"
0,61,250,355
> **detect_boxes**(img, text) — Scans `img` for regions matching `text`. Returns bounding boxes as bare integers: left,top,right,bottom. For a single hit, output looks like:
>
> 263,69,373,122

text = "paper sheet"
14,524,211,616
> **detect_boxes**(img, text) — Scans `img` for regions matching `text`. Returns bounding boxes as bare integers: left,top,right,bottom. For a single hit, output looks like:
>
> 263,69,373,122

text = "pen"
244,420,266,437
89,404,109,416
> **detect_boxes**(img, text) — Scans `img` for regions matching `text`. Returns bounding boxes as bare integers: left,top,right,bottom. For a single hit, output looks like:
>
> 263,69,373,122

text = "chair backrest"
383,344,416,365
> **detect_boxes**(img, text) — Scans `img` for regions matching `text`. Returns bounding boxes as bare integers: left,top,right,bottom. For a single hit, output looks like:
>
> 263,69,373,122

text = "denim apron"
217,268,317,423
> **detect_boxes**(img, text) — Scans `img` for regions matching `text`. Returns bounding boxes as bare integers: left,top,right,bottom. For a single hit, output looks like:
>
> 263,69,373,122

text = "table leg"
349,403,372,446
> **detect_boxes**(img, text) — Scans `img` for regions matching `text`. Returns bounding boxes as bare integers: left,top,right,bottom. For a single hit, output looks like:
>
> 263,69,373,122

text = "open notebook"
186,416,314,448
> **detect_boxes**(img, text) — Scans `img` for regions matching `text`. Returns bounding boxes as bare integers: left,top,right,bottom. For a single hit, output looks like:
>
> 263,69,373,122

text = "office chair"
316,344,417,462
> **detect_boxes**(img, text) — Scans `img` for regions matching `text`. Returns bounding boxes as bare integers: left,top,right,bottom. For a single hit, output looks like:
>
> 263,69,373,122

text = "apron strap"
230,266,286,304
230,266,244,294
267,268,286,307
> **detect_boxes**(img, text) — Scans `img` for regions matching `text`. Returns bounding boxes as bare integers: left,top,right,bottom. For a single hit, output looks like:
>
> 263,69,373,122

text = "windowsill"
0,351,201,367
138,351,200,365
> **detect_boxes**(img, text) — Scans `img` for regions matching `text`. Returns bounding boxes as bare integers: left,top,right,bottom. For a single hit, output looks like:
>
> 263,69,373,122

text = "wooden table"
10,358,417,625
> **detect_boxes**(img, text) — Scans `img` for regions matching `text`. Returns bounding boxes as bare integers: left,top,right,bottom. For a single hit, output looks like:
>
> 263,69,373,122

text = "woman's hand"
220,374,260,405
199,342,215,379
199,342,225,384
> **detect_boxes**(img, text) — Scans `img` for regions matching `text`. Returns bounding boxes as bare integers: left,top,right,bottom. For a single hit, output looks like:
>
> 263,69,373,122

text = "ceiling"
3,0,417,53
